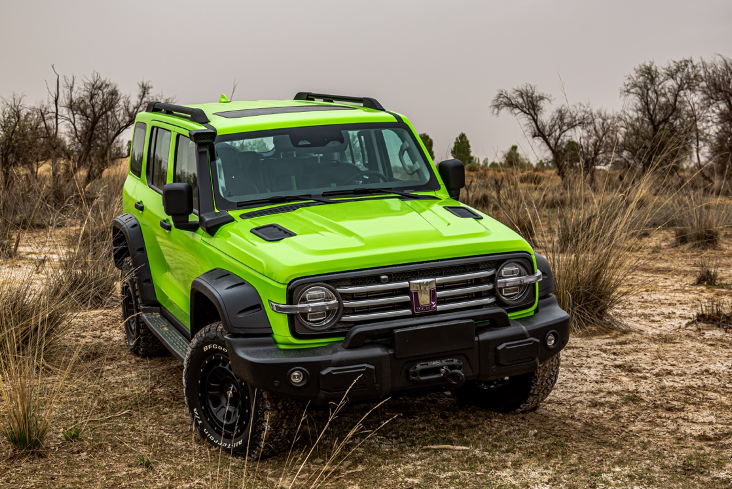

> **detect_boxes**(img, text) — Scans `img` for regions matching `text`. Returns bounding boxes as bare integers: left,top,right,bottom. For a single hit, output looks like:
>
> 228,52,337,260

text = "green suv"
111,93,569,458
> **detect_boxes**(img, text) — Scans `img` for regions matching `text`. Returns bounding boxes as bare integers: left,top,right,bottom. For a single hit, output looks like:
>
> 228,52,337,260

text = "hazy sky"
1,0,729,162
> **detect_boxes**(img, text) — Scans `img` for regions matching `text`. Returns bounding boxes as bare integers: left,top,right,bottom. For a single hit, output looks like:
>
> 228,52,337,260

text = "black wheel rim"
200,354,250,438
121,283,137,347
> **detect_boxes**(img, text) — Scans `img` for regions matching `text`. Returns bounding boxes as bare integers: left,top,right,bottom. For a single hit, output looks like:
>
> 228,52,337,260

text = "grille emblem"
409,278,437,314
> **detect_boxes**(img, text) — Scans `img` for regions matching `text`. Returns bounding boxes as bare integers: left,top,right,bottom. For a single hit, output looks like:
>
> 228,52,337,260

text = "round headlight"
296,284,341,331
496,261,530,305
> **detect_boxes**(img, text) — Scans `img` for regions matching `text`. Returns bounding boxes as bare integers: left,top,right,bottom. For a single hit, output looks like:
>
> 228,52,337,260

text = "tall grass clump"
0,267,78,452
49,186,122,309
545,172,673,331
470,168,668,332
673,190,732,248
0,269,72,356
696,255,720,286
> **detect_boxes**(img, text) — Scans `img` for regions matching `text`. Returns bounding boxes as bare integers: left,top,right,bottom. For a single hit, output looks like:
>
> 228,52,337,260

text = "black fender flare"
111,213,159,305
534,253,555,299
190,269,273,337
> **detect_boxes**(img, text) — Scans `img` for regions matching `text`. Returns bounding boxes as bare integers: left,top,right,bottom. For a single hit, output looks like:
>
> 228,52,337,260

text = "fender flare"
111,213,159,305
534,253,555,299
190,268,273,337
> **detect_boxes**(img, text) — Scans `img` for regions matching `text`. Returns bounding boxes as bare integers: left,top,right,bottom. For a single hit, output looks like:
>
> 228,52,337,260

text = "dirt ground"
1,230,731,488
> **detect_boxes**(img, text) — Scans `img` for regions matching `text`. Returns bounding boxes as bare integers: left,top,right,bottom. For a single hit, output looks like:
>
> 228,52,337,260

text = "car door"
136,124,201,327
158,132,203,326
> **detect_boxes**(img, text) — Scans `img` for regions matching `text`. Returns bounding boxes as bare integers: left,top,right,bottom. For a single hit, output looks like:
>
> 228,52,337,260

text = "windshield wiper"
236,194,333,208
322,187,436,200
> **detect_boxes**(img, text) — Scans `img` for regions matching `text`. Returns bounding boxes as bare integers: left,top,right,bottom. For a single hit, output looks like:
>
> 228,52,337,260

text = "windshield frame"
209,122,440,211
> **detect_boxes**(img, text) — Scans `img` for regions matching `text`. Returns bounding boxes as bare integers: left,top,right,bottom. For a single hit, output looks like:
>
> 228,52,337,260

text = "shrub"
0,269,78,452
0,270,71,356
673,191,731,247
696,298,732,332
0,356,50,451
519,170,546,185
696,256,720,286
538,173,661,332
49,188,122,309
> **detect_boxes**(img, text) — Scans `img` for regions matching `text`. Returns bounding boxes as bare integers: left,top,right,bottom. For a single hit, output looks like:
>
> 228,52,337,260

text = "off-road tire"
183,322,302,459
456,353,561,413
120,257,167,357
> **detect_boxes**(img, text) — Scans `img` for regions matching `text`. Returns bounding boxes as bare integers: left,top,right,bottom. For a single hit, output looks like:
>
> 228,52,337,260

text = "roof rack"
294,92,385,111
146,102,210,124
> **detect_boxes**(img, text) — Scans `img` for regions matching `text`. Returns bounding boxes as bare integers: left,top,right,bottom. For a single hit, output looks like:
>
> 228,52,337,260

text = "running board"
140,310,189,361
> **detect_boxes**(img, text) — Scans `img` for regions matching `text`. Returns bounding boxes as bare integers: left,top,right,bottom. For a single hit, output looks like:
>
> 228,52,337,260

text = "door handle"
159,219,172,231
134,201,144,211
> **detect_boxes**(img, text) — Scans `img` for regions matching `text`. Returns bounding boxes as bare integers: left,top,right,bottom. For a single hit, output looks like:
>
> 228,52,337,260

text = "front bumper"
227,295,569,404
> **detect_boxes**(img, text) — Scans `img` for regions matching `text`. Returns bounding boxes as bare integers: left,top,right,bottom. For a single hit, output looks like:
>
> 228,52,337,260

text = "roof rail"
294,92,385,112
146,102,210,124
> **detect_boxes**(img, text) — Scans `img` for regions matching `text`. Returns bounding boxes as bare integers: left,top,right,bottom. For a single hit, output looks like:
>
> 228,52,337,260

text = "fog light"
290,368,308,387
545,331,557,349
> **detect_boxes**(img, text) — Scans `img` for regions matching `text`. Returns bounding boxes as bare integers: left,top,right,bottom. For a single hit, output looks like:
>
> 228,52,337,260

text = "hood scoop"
250,224,297,242
444,206,482,219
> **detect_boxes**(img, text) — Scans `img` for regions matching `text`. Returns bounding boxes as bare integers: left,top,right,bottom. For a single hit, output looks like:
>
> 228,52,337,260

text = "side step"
140,310,190,361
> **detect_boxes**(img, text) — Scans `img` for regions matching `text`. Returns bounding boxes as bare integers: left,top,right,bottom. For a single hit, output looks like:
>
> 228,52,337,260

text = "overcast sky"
1,0,729,162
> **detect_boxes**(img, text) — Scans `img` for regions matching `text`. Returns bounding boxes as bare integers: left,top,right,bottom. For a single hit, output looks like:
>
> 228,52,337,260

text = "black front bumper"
226,295,569,404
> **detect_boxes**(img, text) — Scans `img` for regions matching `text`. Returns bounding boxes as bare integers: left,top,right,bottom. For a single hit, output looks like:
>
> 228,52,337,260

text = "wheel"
183,322,302,458
120,257,166,357
456,354,561,413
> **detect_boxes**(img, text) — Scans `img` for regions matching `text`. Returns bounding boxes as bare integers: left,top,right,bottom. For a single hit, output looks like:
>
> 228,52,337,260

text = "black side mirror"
438,159,465,200
163,183,198,231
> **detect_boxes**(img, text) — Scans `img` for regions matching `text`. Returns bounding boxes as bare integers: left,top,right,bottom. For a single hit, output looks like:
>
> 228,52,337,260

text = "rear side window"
174,135,199,210
129,122,146,177
148,127,171,191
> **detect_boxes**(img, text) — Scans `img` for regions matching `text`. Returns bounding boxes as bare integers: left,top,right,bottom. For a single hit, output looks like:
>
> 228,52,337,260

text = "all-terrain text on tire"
183,323,300,458
112,93,570,458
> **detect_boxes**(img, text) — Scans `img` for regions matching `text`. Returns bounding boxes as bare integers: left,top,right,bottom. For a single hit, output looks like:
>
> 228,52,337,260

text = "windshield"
211,123,438,209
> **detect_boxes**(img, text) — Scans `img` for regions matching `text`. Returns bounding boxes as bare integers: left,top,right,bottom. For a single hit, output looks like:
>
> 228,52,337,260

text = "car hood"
209,197,533,284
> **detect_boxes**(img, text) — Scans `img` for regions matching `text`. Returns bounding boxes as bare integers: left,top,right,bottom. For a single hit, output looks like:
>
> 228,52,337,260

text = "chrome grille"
332,260,498,326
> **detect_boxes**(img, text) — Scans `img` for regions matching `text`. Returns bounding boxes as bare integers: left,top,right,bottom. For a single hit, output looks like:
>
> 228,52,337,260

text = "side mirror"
163,183,198,231
438,159,465,200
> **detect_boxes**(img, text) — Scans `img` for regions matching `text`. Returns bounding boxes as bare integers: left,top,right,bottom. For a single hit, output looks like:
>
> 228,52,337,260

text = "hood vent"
251,224,296,242
444,206,482,219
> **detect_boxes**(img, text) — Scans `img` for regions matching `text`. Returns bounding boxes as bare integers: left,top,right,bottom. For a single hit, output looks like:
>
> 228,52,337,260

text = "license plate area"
393,319,475,359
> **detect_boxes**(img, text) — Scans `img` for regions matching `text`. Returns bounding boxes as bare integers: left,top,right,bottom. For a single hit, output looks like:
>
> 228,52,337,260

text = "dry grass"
673,190,732,247
0,162,124,454
0,266,79,452
696,255,721,286
1,235,730,487
466,168,673,332
0,161,730,485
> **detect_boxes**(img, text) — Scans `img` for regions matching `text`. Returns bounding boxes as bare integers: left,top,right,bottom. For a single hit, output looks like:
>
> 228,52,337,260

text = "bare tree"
619,59,699,171
579,109,621,173
60,72,153,185
701,55,732,172
491,84,587,180
38,65,68,192
0,95,45,187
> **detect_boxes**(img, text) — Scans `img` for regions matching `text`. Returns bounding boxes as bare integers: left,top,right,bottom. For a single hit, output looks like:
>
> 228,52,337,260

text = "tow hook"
409,359,465,388
440,366,465,386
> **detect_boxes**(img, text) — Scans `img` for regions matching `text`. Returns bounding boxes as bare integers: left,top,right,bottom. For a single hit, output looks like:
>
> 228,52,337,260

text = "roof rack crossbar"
294,92,385,112
146,101,210,124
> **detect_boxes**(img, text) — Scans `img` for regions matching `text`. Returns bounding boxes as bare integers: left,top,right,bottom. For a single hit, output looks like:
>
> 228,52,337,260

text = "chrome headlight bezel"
496,261,533,306
290,283,343,332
